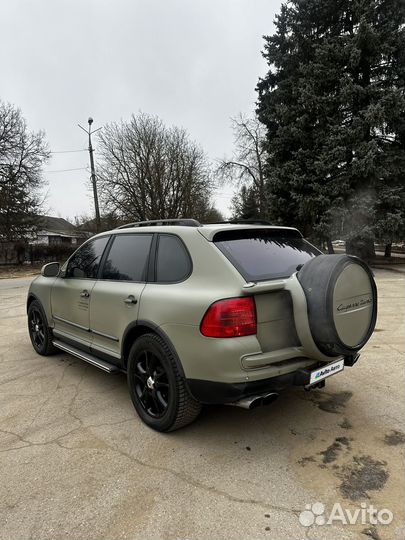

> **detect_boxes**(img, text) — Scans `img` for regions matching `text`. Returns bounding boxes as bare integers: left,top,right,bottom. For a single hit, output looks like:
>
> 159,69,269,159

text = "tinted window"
214,230,320,281
102,234,152,281
156,234,191,282
66,236,109,279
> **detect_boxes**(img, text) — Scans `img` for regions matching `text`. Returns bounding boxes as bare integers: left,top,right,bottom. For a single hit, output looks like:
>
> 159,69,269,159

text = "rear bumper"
187,367,318,404
187,354,359,404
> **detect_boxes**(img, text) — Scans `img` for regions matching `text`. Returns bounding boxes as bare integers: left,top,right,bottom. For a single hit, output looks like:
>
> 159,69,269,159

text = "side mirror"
41,262,60,277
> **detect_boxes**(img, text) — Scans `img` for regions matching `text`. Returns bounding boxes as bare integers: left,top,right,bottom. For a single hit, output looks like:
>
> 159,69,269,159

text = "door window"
101,234,152,282
65,236,109,279
156,234,192,282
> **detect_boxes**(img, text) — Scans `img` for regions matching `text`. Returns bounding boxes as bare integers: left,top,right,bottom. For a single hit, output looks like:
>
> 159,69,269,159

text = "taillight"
200,297,257,338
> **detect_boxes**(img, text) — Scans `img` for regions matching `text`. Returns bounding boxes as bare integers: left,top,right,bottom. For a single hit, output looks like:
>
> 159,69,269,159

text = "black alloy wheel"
29,307,46,350
133,349,170,418
127,333,202,432
27,300,57,356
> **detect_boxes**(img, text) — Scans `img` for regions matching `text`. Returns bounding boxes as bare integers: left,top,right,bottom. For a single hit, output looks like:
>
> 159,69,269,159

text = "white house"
31,216,89,246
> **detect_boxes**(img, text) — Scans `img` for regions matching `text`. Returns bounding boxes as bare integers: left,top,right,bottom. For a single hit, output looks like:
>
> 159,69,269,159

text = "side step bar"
52,340,119,373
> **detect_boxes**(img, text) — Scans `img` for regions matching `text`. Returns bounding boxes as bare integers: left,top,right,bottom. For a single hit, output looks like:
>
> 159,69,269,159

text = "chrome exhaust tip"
228,392,279,410
262,392,279,407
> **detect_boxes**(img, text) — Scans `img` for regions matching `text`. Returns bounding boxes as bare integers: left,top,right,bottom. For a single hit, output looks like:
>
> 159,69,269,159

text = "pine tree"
231,185,260,220
257,0,405,257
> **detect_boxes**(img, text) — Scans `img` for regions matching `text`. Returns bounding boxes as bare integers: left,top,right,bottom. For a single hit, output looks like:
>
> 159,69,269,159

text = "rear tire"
127,333,201,432
27,300,58,356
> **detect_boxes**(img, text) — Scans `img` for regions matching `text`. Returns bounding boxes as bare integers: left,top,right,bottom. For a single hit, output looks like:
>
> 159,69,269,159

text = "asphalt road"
0,271,404,540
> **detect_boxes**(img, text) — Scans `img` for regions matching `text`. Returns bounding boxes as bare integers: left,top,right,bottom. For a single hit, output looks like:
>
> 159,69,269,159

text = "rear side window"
156,234,191,282
66,236,109,279
102,234,152,282
214,229,320,281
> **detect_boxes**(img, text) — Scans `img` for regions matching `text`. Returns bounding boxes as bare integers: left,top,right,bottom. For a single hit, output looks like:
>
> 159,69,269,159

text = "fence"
0,242,77,266
27,244,77,265
0,242,26,265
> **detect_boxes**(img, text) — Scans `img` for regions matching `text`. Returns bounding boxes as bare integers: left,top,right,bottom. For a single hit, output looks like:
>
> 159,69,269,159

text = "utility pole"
78,117,102,232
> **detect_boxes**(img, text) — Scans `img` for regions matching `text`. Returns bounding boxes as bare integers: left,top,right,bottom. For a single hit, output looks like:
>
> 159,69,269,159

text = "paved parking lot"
0,270,404,540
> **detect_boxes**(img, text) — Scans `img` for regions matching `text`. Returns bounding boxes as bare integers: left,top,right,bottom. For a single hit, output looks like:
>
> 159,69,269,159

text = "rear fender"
121,319,186,378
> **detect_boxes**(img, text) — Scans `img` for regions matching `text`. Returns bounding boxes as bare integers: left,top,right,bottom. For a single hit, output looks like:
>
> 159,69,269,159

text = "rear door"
51,235,110,350
213,229,321,352
89,233,153,362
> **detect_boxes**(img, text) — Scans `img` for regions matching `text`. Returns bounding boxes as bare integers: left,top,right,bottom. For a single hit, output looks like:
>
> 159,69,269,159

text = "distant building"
30,216,90,246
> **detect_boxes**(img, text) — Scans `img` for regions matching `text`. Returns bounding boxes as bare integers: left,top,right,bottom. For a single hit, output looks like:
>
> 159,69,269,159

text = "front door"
51,235,110,349
89,233,153,361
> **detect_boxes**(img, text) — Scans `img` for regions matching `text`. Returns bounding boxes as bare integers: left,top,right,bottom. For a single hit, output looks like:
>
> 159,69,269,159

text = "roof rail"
116,218,201,229
205,219,272,226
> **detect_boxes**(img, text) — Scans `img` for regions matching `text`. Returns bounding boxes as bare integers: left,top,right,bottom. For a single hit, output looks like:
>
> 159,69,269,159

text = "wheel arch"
27,293,39,313
121,320,186,377
27,294,54,329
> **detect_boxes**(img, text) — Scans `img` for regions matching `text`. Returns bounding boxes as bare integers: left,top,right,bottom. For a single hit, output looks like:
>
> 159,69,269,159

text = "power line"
50,149,87,154
45,167,88,173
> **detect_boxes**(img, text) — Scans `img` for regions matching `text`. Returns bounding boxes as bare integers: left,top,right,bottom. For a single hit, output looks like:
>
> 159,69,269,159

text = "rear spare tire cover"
297,254,377,356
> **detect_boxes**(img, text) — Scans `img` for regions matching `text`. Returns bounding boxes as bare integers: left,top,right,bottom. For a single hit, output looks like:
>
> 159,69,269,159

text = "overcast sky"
0,0,281,220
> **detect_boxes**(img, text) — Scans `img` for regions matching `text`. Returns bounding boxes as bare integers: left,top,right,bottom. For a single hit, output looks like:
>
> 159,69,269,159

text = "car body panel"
90,280,146,360
255,290,300,352
51,277,95,348
158,323,261,382
28,274,56,318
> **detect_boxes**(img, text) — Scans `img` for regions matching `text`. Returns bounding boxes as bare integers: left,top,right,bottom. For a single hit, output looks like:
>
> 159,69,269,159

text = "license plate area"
309,359,344,385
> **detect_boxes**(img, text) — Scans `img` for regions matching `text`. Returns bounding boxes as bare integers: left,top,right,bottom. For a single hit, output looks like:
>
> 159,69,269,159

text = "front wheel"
27,300,57,356
127,333,201,432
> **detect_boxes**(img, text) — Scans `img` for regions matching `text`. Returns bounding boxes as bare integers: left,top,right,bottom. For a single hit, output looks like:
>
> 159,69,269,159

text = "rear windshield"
214,229,320,281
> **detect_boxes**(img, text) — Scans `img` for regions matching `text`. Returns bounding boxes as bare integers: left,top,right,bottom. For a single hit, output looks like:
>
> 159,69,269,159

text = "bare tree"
97,113,214,222
217,113,268,217
0,101,50,240
73,211,123,233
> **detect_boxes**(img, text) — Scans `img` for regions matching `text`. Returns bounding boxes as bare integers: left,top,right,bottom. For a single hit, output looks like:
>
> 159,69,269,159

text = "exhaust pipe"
228,392,279,410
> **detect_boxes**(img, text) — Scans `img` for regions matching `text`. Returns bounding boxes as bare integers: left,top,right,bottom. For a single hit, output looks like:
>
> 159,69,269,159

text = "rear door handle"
124,295,137,305
80,290,90,298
